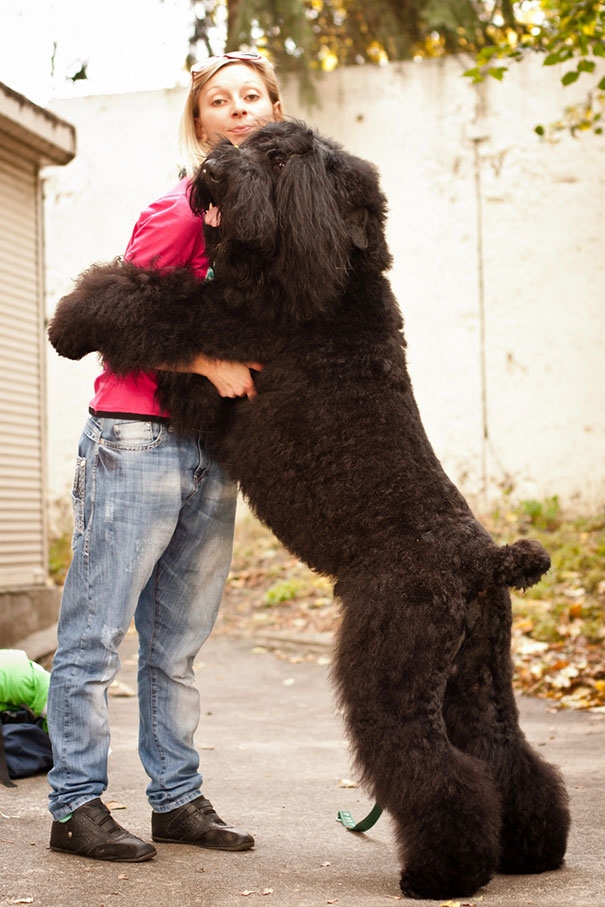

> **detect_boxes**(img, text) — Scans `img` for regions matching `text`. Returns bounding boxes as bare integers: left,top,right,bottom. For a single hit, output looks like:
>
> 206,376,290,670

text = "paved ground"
1,630,603,907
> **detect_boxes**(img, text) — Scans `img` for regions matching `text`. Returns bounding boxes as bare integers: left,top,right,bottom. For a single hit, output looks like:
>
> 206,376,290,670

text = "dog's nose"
202,158,218,181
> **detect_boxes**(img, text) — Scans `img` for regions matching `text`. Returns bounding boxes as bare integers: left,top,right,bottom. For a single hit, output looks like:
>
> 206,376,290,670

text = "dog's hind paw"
400,866,492,901
498,755,570,875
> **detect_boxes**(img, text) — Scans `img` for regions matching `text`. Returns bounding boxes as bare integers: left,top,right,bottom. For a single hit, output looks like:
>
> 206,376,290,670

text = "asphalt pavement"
1,628,603,907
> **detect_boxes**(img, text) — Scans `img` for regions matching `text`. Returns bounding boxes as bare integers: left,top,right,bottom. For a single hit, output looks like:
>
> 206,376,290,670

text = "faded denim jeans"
47,415,237,820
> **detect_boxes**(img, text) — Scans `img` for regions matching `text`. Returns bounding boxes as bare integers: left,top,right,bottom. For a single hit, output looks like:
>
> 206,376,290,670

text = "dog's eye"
267,148,286,171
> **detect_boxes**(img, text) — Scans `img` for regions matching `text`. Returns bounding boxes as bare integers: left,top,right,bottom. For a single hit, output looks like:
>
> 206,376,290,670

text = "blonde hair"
178,55,284,178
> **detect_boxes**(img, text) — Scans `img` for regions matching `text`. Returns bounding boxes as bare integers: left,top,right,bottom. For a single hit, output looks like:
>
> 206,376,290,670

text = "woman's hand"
187,354,263,399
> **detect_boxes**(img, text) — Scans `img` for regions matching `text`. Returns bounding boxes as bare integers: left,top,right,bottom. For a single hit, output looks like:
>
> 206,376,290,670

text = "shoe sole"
50,844,157,862
151,835,254,852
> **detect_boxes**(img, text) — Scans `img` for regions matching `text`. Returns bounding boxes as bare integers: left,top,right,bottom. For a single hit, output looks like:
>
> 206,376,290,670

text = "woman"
47,52,283,863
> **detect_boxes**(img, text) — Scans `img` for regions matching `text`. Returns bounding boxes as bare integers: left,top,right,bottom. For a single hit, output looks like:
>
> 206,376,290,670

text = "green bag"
0,649,50,723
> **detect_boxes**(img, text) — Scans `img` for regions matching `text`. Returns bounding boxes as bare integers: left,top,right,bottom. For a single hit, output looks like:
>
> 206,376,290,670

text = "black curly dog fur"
49,120,570,900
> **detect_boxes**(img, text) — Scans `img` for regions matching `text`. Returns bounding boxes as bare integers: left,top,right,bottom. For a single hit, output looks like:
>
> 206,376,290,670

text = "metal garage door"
0,145,47,588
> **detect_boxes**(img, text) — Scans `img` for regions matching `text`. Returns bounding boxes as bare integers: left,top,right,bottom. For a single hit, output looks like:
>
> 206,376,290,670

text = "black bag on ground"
0,707,53,787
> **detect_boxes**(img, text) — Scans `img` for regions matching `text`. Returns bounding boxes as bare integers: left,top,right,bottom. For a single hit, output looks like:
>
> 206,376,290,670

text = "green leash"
337,802,383,832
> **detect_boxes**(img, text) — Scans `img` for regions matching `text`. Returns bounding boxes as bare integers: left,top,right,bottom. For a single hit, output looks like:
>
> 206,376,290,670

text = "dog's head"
189,120,392,320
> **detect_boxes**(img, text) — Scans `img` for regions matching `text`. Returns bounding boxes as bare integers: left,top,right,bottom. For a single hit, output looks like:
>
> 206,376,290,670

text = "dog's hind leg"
332,574,502,900
443,587,570,875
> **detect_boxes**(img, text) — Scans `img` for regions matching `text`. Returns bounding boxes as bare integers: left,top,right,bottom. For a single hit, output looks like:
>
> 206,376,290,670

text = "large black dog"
48,120,570,899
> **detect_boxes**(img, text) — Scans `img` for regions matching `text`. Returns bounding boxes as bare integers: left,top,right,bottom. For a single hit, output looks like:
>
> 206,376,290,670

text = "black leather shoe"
50,798,157,862
151,795,254,851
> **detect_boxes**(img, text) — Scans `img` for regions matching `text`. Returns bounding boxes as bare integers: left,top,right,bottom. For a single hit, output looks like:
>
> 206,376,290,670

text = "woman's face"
195,63,281,147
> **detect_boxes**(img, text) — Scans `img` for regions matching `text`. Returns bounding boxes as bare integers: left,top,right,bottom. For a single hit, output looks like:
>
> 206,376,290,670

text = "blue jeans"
47,416,237,820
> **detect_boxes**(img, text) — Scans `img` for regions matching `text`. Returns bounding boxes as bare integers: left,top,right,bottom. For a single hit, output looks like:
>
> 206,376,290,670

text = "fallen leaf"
338,778,359,788
118,873,128,880
262,888,274,895
515,638,549,656
241,890,255,897
105,800,126,811
108,680,136,697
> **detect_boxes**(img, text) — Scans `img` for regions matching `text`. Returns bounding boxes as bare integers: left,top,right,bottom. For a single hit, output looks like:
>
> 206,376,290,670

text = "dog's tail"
490,538,550,591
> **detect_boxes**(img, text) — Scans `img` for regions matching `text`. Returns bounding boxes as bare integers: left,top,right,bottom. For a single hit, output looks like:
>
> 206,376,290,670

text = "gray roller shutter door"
0,145,47,588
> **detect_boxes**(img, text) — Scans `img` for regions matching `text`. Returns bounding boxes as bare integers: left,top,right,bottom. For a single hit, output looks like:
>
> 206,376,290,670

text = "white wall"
43,57,605,522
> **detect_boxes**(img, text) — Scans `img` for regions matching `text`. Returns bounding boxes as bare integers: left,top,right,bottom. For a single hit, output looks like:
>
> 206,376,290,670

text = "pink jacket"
89,178,209,419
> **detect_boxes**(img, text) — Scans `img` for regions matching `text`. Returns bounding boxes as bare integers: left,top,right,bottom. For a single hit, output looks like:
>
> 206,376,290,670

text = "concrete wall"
1,586,60,650
43,57,605,523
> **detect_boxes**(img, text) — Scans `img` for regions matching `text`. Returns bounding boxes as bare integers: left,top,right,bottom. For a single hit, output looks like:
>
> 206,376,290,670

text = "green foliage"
187,2,604,130
517,495,562,531
264,578,305,605
47,498,73,586
490,500,605,646
187,0,493,103
464,1,605,137
48,527,72,586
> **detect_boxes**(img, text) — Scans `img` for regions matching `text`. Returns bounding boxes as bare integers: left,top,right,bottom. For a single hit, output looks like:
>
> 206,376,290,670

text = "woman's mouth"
229,125,254,137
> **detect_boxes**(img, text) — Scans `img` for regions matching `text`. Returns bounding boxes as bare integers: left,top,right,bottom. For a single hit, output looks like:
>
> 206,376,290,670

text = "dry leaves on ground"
216,507,604,711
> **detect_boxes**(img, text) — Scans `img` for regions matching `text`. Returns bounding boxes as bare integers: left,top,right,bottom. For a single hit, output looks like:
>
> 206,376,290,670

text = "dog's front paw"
47,312,96,360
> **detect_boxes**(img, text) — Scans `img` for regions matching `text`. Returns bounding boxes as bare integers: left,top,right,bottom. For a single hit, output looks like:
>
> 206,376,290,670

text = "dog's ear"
345,209,369,250
336,155,392,271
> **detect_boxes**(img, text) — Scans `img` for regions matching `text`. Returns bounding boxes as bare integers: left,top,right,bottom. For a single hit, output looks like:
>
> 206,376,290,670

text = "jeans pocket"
103,420,166,451
71,456,86,548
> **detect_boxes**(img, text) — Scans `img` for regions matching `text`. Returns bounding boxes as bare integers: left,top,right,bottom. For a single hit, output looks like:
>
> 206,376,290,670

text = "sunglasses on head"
191,51,264,79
